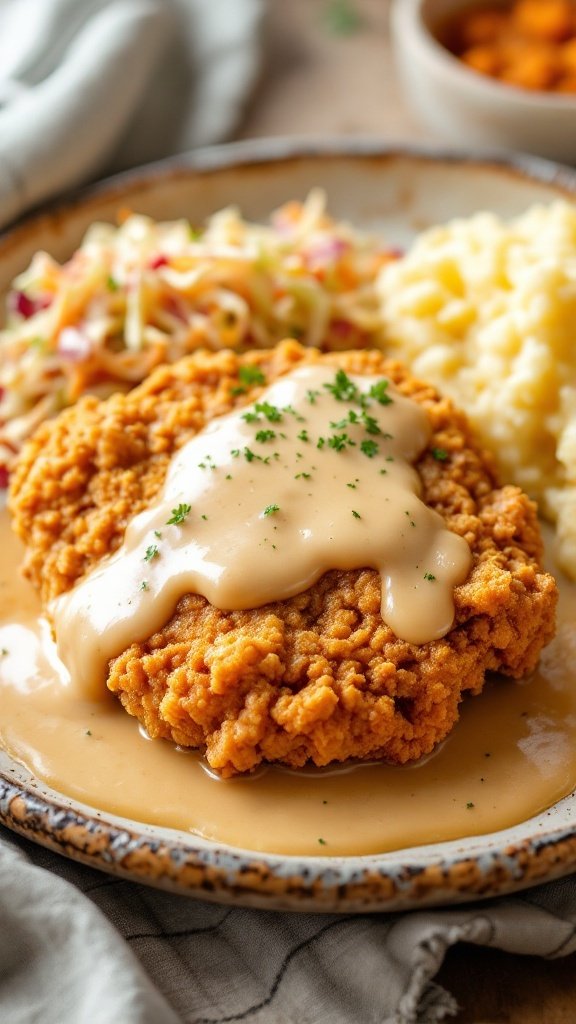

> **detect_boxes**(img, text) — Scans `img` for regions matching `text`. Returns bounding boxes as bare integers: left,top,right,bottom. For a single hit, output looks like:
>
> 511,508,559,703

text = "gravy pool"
1,507,574,857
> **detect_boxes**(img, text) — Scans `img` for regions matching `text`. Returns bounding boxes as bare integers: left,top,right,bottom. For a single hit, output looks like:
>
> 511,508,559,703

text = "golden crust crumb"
9,341,558,776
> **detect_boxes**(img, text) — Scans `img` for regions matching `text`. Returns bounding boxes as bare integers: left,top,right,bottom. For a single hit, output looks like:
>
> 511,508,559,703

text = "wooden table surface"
240,2,576,1021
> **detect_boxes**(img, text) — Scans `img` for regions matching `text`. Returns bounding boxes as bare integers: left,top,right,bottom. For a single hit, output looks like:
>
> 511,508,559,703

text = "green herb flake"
201,514,208,521
1,648,8,657
283,403,305,422
295,472,311,480
231,364,266,395
240,365,265,386
432,447,449,461
144,544,160,562
351,510,361,519
140,580,149,591
369,380,393,406
323,0,362,35
106,274,119,292
318,837,328,846
166,503,192,526
423,572,436,581
466,801,475,809
255,401,283,423
324,369,358,403
263,504,280,517
255,429,276,443
328,433,356,452
360,439,379,458
154,530,162,539
361,413,381,436
307,389,320,404
297,429,310,443
85,729,92,736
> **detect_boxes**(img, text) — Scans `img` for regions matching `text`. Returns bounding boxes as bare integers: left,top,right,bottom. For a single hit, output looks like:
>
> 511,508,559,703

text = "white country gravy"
1,508,575,857
51,367,471,700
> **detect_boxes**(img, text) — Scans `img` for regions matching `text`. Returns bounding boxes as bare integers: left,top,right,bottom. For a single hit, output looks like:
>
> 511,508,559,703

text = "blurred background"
240,0,426,142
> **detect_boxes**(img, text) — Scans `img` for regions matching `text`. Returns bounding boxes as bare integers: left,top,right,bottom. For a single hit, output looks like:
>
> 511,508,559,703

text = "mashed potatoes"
377,201,576,577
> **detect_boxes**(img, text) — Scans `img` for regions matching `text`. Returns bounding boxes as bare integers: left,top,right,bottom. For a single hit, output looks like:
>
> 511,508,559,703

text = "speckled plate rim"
2,137,576,913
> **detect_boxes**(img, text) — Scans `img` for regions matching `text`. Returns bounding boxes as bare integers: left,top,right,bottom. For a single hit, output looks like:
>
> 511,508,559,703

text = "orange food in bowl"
440,0,576,92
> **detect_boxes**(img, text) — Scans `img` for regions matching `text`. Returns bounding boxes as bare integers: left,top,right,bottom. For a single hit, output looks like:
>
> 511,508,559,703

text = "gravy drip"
50,366,471,699
1,510,575,857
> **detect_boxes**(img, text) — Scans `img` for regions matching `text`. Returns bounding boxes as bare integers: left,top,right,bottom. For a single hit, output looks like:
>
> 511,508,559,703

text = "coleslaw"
0,191,399,483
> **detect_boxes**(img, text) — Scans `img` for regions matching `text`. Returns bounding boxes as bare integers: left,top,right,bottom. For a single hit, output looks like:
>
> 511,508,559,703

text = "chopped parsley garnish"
297,429,310,442
1,648,8,657
255,401,283,423
323,0,362,35
361,413,381,435
431,447,449,461
140,580,149,591
154,530,162,539
255,429,276,443
351,510,361,519
328,433,356,451
106,275,119,292
466,801,475,809
324,369,359,403
237,364,264,387
231,364,266,395
263,504,280,516
331,411,359,430
166,503,192,525
423,572,436,581
360,439,379,458
318,837,328,845
240,365,265,386
144,544,159,562
295,472,311,480
307,389,320,404
85,729,92,736
283,404,305,422
369,380,393,405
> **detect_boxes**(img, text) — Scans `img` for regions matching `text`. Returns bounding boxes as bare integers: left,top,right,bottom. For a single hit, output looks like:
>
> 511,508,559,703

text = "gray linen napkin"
2,825,576,1024
0,0,264,228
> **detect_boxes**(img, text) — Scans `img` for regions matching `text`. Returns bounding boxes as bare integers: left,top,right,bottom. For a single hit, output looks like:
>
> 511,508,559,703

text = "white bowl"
391,0,576,165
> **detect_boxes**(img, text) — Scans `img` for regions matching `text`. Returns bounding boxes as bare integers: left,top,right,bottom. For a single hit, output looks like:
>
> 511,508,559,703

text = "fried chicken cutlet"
9,341,557,776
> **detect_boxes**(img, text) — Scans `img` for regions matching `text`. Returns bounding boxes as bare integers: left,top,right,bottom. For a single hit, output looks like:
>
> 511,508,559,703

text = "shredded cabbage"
0,191,398,481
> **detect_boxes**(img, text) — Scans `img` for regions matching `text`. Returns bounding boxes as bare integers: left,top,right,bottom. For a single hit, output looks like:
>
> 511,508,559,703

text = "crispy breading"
10,342,557,776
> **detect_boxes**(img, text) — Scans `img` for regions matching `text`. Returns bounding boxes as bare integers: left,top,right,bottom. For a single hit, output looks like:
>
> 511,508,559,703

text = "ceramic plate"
2,139,576,913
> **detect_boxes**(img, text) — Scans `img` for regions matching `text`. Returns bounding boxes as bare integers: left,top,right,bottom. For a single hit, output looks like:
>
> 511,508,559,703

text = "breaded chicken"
10,341,557,776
